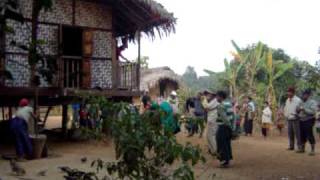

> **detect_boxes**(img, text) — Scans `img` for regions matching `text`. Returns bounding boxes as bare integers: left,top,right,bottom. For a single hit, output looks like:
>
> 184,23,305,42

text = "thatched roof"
140,66,181,91
100,0,176,40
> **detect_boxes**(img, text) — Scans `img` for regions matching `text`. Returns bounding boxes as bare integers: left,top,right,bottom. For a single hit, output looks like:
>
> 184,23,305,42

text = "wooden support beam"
43,106,53,127
8,106,12,119
62,105,68,136
2,107,5,121
136,32,141,90
111,38,118,89
0,18,6,86
72,0,76,25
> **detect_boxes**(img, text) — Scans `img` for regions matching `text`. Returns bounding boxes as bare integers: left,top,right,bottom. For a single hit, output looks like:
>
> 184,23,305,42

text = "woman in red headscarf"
10,98,34,160
15,98,35,135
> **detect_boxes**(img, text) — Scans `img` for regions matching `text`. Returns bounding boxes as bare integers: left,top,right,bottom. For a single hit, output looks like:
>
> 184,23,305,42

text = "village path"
187,133,320,180
1,127,320,180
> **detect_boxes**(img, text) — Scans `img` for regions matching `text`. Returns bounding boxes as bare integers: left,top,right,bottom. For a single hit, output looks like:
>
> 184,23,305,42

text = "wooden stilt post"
43,106,52,126
8,106,12,119
62,105,68,136
1,107,4,121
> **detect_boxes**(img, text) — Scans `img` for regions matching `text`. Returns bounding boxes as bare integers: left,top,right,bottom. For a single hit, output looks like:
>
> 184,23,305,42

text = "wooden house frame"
0,0,175,128
0,0,176,102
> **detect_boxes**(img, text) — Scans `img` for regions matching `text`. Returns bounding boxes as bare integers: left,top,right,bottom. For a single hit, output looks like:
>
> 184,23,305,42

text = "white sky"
123,0,320,76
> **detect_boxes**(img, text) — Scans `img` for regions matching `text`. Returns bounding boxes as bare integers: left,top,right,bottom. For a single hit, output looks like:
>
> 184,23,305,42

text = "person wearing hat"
284,87,303,151
168,91,179,115
297,89,318,155
10,98,35,160
202,90,219,155
15,98,36,135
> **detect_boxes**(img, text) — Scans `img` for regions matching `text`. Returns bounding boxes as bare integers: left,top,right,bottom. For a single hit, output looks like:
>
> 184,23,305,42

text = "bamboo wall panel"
92,31,112,58
90,60,112,89
75,1,112,29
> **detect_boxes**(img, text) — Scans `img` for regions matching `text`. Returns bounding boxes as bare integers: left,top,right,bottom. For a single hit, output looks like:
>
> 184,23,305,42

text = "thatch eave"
111,0,176,40
140,67,182,92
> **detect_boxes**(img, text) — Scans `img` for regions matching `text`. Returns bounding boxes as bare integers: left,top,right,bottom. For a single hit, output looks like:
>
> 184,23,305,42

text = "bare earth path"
1,130,320,180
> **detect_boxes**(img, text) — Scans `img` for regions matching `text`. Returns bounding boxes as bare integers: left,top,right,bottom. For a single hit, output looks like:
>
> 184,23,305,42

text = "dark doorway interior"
159,80,166,97
159,79,178,97
62,26,83,56
62,26,83,88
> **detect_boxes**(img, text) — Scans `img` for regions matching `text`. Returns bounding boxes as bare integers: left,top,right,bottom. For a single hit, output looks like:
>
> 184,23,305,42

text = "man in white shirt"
284,87,302,151
202,90,219,155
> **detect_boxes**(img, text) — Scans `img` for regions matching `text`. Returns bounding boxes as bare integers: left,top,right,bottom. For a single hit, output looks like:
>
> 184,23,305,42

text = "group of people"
72,103,104,131
183,86,320,167
141,91,180,134
284,87,319,155
185,90,235,168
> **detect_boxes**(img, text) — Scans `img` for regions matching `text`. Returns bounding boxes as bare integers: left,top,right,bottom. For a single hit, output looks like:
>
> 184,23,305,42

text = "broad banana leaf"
203,69,216,76
231,40,241,54
273,63,294,81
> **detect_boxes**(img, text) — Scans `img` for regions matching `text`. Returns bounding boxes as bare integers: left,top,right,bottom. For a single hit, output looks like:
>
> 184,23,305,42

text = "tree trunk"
30,0,41,135
30,0,40,87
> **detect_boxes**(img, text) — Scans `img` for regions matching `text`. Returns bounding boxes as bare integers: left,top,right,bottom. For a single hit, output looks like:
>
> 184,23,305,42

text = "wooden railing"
61,56,82,88
119,62,139,90
58,57,139,91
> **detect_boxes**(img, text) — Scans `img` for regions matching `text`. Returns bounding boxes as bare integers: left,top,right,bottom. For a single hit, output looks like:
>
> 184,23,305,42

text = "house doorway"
159,79,178,98
61,26,83,88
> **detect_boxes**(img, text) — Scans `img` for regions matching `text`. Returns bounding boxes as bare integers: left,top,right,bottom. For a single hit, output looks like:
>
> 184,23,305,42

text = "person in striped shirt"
215,91,234,168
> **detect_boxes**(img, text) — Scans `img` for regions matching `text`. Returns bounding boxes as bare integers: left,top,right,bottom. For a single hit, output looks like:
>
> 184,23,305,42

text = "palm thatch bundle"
111,0,176,40
140,67,182,92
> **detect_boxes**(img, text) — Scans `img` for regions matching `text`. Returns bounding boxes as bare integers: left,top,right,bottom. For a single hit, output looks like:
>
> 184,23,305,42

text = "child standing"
276,107,285,136
261,101,272,138
234,106,241,135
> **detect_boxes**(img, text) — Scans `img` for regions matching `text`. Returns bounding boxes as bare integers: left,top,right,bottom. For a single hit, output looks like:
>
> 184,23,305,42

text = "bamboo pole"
137,32,141,90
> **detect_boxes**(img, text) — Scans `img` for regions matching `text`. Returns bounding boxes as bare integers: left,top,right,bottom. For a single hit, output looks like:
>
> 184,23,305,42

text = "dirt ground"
1,117,320,180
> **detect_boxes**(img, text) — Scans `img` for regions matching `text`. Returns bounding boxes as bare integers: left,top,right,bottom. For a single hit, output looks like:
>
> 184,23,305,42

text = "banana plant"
222,58,244,99
231,40,266,98
263,49,293,120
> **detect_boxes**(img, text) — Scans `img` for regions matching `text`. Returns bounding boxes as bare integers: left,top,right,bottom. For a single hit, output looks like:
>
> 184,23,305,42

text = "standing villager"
202,90,219,155
141,91,151,110
276,107,285,136
216,91,233,168
243,96,255,136
185,97,196,136
167,91,179,115
79,104,91,128
284,87,302,151
160,101,180,134
261,101,272,138
72,103,80,128
234,106,242,135
297,89,317,155
194,92,205,137
11,98,34,160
